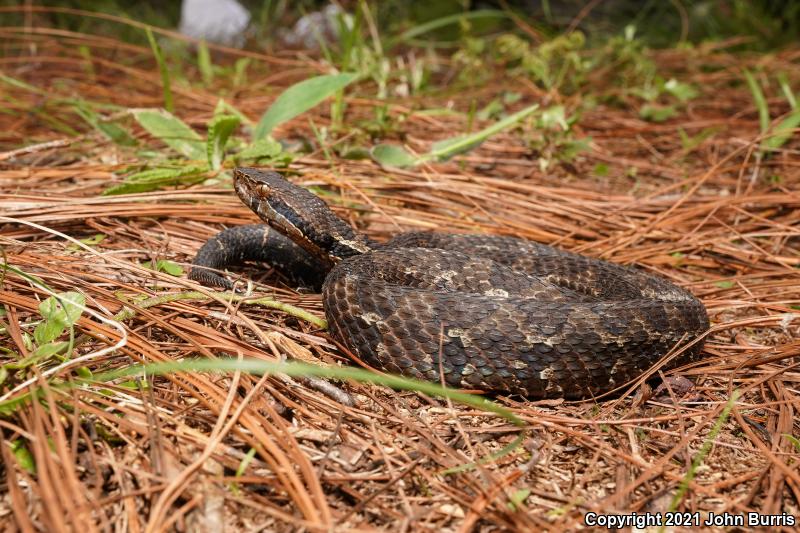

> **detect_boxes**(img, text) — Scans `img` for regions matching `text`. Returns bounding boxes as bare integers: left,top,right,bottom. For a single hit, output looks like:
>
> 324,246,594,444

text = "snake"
190,168,709,399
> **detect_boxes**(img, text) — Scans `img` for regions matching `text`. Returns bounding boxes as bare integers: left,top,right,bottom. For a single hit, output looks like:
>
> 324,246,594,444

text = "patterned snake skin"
191,168,709,399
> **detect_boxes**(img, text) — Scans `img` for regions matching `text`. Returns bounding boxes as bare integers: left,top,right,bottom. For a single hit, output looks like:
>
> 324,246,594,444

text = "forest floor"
1,14,799,532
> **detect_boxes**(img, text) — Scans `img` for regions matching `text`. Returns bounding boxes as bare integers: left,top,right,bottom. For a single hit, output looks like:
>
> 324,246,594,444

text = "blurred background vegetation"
1,0,798,50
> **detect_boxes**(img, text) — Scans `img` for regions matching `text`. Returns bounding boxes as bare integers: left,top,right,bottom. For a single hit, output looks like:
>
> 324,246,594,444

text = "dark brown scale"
191,168,710,399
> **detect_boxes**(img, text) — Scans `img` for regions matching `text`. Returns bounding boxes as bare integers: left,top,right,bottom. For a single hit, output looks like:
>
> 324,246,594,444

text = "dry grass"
1,21,800,532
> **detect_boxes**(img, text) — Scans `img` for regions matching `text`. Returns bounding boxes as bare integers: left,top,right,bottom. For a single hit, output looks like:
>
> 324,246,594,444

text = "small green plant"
29,292,85,359
633,77,700,123
322,3,435,101
0,292,85,387
494,32,587,93
452,36,491,85
103,72,358,195
596,25,657,91
527,105,590,170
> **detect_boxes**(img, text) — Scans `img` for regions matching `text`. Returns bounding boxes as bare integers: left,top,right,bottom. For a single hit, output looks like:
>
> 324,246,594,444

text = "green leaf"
253,73,359,139
103,166,207,195
639,104,677,122
206,114,240,169
558,138,591,161
67,233,106,251
11,440,36,474
370,143,418,168
34,292,85,345
145,26,173,112
197,39,214,86
784,433,800,452
593,163,609,176
430,135,484,161
31,341,70,358
427,103,539,162
539,105,568,130
762,109,800,152
714,280,735,289
130,108,205,160
337,144,370,160
236,136,284,162
507,488,531,511
664,78,698,102
476,99,504,121
143,260,184,276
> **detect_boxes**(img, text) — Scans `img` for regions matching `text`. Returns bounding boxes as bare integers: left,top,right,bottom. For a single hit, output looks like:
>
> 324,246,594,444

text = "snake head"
233,167,318,236
233,167,285,214
233,167,371,266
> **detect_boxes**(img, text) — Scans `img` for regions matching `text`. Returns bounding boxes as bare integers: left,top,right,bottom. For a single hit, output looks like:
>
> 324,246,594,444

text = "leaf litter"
0,22,799,532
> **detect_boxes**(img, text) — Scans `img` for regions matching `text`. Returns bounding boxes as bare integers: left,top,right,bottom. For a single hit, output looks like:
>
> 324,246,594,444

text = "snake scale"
191,168,709,399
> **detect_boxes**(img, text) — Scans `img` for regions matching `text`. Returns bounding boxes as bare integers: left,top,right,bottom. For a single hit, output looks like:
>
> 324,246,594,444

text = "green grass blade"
0,73,47,95
371,104,539,168
2,358,527,468
668,390,739,513
441,431,526,475
253,72,359,139
743,70,769,134
762,110,800,152
777,72,797,110
424,103,539,162
391,9,507,45
90,358,524,426
145,26,174,112
197,39,214,86
102,166,207,195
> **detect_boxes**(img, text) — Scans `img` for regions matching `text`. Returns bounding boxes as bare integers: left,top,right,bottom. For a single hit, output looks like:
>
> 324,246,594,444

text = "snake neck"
234,167,375,267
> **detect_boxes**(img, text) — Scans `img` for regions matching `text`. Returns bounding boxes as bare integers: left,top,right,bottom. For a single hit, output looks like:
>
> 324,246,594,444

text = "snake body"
191,168,709,399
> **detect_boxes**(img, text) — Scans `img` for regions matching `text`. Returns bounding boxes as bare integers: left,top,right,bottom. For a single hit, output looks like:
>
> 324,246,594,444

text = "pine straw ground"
1,26,800,533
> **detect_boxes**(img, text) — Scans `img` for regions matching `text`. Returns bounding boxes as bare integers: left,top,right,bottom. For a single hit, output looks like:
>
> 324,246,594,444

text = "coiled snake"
191,168,709,399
